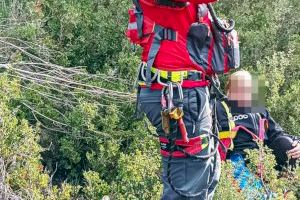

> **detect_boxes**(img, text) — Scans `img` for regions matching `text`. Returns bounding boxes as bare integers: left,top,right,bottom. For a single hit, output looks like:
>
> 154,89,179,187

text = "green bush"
0,0,299,199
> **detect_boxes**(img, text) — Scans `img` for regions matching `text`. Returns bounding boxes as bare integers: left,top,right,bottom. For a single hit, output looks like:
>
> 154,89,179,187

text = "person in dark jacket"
217,70,299,198
218,70,299,168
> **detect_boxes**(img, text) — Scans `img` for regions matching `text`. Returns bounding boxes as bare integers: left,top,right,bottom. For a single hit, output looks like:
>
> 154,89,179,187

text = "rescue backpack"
125,1,240,76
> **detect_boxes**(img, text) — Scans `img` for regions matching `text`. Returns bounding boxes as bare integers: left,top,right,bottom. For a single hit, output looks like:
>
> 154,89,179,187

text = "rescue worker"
125,0,239,199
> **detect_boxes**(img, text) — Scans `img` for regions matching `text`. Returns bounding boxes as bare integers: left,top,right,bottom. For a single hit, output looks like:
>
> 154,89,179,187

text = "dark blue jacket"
216,101,299,158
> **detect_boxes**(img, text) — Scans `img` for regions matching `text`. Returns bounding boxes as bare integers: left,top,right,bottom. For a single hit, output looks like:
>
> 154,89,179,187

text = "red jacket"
138,0,217,73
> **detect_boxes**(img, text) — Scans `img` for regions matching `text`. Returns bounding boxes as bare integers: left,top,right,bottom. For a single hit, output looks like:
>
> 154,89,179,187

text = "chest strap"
132,0,143,38
146,25,177,86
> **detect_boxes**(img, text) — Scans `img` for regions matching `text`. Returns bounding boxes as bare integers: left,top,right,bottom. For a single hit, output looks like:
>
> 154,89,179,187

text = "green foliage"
214,161,247,200
215,144,300,199
41,0,131,72
114,150,162,200
245,145,300,199
0,75,77,199
82,171,111,200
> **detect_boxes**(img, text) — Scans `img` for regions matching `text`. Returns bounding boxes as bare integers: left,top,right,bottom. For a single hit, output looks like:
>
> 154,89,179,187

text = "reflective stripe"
219,101,236,151
138,81,146,86
128,22,138,30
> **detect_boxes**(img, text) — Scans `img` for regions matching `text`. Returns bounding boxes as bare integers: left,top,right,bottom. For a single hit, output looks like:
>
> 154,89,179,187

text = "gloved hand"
287,140,300,159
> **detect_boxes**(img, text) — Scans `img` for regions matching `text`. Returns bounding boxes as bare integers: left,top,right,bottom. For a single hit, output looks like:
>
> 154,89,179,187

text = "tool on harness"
169,83,189,143
162,83,189,143
161,82,189,143
161,110,171,135
167,75,227,161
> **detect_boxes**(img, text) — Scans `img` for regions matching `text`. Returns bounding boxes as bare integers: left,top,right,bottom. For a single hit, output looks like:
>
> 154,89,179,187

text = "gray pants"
139,87,221,200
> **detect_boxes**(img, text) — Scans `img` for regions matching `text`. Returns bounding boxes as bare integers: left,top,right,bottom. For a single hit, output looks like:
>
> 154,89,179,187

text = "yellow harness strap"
221,101,235,131
151,68,189,82
219,101,237,149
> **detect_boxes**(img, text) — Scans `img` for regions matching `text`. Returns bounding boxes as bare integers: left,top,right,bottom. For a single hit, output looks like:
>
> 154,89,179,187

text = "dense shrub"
0,0,299,199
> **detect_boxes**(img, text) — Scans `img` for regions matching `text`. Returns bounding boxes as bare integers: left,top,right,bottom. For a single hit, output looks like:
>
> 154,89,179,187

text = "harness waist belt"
138,65,209,89
150,67,204,82
140,81,210,90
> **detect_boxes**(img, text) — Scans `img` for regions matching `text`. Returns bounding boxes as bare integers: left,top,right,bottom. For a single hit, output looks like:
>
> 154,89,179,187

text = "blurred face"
227,73,253,108
227,72,266,113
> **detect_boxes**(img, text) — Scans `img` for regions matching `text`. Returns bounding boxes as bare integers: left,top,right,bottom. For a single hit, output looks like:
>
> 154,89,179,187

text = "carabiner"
140,62,158,82
174,82,184,102
157,70,169,87
161,86,168,109
167,82,174,110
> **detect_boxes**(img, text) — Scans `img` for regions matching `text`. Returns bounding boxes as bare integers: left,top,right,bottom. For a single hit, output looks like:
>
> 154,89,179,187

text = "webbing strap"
146,25,177,86
132,0,143,38
232,125,261,141
220,101,236,132
258,117,268,141
219,131,236,139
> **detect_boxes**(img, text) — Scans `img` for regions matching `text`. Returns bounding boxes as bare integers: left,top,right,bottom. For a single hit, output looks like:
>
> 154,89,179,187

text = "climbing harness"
162,82,213,198
158,75,227,198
